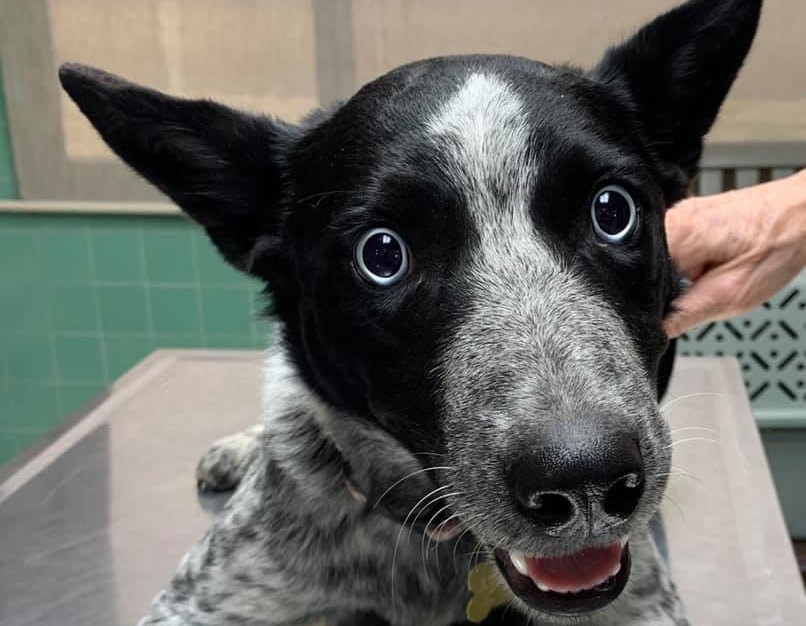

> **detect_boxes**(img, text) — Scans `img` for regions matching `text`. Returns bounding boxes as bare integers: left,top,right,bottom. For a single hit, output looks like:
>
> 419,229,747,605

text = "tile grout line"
19,228,61,438
91,279,247,289
249,287,259,347
2,377,116,387
3,330,251,340
34,228,62,391
87,222,110,385
137,223,157,354
190,234,208,349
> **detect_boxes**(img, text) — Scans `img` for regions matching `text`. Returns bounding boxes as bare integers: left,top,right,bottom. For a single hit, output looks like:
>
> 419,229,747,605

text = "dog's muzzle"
494,429,643,613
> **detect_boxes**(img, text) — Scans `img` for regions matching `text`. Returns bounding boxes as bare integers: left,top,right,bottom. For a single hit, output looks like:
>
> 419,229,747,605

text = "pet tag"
466,561,512,623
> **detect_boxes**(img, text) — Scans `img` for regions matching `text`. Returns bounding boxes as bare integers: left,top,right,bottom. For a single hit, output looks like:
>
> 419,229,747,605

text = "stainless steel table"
1,352,804,625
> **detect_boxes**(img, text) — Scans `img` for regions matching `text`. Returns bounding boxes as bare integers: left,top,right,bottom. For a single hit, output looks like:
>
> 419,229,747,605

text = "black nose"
507,431,644,533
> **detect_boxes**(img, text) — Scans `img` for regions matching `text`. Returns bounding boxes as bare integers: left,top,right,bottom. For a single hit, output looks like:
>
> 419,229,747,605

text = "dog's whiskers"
451,514,485,569
500,594,527,626
426,510,464,558
663,493,686,520
408,489,466,580
453,533,487,562
389,484,453,614
668,425,718,436
411,492,461,562
294,189,352,207
405,490,458,553
660,391,727,414
469,540,489,569
419,497,463,560
654,465,705,487
450,527,475,564
665,436,719,450
419,500,460,575
373,466,453,509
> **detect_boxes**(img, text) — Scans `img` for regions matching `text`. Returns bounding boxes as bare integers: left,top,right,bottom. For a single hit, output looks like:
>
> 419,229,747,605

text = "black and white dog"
59,1,761,623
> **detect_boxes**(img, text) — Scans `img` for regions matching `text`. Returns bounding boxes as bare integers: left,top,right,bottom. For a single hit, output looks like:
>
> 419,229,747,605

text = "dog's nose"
507,431,644,532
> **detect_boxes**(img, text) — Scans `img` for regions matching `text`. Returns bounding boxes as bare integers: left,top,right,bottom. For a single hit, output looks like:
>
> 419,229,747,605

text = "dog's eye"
354,228,410,285
591,185,637,243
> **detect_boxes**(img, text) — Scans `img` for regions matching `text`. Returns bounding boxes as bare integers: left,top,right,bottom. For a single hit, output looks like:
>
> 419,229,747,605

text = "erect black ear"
59,63,298,276
591,0,762,180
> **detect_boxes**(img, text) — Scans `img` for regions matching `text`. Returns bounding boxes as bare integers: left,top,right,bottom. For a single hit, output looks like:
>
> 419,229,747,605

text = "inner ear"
59,63,298,276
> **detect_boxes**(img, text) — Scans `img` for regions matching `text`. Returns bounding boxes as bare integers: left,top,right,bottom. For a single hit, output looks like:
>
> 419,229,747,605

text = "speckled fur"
154,346,687,626
146,347,474,626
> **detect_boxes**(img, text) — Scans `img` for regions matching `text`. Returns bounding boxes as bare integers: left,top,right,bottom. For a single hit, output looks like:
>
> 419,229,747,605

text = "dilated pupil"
595,191,630,235
363,233,402,277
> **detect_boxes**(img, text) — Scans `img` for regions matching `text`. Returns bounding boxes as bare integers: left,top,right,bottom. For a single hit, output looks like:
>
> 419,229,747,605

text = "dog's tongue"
520,542,624,593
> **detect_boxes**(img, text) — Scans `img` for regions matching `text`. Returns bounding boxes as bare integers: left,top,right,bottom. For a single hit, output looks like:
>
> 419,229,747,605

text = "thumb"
663,274,730,338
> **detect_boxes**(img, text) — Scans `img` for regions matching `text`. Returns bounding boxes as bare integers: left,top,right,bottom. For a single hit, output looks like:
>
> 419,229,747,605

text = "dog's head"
60,0,760,619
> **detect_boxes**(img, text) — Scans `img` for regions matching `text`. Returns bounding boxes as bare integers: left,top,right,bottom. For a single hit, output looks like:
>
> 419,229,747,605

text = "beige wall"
1,0,804,200
49,0,320,161
350,1,806,143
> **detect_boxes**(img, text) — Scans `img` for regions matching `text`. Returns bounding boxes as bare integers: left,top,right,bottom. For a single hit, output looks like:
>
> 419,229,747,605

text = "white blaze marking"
429,73,640,428
427,72,533,227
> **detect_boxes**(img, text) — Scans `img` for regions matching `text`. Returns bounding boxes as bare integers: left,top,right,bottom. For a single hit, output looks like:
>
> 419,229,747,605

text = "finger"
665,201,712,279
664,304,702,339
665,193,745,279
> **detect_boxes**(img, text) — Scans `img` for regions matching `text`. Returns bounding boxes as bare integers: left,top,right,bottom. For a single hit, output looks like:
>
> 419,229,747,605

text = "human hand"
664,170,806,338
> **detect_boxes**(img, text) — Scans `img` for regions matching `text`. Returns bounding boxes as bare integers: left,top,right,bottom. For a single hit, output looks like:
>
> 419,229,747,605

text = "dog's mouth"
421,506,630,615
423,508,631,616
494,539,630,615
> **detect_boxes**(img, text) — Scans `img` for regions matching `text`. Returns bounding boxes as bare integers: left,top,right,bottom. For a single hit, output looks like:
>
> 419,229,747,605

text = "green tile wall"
0,213,270,465
0,67,19,199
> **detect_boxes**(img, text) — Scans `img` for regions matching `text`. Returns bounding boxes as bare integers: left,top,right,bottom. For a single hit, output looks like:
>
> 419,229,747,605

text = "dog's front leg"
138,466,331,626
196,424,264,492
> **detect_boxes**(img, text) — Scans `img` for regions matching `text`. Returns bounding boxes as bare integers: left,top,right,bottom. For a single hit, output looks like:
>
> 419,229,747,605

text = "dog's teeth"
619,537,628,547
608,561,622,578
509,550,529,576
536,581,551,593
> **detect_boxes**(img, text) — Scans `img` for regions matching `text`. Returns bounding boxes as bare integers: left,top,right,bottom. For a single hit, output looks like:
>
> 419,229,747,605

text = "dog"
58,0,761,623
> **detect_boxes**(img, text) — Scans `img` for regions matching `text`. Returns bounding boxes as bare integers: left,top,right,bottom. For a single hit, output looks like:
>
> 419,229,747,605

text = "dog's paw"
196,426,263,492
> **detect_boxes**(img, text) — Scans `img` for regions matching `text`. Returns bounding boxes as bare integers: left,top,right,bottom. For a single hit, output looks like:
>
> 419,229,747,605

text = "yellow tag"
466,561,513,623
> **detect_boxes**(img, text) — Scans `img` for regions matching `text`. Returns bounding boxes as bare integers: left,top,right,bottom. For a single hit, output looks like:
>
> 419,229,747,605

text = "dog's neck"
261,333,444,526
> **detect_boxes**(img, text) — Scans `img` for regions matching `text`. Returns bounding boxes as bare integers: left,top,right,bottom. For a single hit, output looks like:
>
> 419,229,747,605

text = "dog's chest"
232,457,472,626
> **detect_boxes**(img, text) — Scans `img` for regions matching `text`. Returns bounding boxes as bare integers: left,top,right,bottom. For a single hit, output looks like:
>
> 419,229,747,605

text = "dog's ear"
59,63,297,277
591,0,762,179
